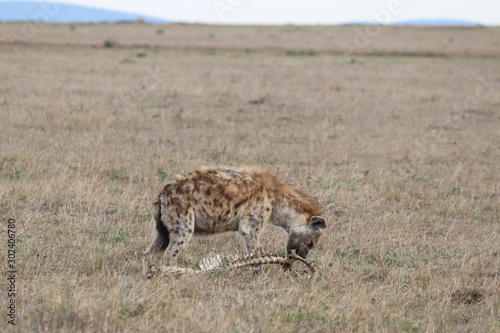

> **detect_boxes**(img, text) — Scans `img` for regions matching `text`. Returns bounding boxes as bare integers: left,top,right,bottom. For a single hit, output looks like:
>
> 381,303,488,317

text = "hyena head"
287,216,327,259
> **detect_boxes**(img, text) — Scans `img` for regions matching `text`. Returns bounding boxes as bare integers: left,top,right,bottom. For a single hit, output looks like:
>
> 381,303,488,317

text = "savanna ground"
0,23,499,332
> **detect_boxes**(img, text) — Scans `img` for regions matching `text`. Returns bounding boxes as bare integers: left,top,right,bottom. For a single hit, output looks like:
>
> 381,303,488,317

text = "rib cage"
146,252,318,278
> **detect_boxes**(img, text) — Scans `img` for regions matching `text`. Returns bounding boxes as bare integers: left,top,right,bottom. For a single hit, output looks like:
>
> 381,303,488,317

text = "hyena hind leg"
161,209,195,266
143,231,169,275
161,228,194,267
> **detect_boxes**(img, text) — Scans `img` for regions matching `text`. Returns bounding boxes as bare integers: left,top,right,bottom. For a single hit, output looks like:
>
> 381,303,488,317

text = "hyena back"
143,166,327,274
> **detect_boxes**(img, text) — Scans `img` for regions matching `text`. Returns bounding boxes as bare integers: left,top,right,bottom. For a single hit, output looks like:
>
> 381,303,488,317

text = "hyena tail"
154,197,170,251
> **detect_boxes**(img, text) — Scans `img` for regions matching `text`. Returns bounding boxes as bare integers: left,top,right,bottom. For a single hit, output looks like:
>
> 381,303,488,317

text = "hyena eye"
307,241,314,249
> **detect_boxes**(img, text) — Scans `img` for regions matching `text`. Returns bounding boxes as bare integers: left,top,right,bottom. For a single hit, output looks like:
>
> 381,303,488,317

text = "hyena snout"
287,216,327,259
287,238,311,259
286,244,309,259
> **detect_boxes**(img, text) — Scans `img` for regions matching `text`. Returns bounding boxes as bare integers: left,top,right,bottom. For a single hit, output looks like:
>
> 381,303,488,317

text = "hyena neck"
270,184,322,233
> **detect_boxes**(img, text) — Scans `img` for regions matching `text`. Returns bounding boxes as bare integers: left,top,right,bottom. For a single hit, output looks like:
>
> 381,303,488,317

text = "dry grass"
2,22,500,57
0,23,499,332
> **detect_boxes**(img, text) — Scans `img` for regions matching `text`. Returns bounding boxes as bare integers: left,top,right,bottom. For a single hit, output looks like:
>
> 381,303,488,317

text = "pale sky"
13,0,500,25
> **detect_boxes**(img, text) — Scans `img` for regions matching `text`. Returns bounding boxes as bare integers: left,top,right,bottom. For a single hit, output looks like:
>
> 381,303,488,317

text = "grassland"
0,23,499,332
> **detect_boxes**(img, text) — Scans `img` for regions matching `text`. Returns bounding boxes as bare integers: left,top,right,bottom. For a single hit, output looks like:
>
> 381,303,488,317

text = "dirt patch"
451,288,484,305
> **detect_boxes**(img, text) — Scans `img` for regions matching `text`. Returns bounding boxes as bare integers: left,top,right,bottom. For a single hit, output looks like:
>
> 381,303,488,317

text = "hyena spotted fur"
143,165,327,274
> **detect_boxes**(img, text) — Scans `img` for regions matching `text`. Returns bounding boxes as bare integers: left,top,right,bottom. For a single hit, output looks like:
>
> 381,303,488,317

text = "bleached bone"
146,251,319,278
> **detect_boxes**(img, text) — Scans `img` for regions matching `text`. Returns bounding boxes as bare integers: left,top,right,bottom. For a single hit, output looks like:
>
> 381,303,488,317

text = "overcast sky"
11,0,500,25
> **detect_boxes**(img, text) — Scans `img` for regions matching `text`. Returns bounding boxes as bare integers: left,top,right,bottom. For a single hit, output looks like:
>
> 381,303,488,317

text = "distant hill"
0,1,169,23
394,18,482,26
346,18,482,26
0,2,483,26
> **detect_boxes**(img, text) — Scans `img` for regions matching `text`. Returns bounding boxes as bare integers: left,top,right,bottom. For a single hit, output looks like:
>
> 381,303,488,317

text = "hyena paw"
145,264,160,279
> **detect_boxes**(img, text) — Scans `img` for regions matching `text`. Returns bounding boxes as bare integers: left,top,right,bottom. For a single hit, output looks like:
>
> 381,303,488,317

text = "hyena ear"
309,216,327,230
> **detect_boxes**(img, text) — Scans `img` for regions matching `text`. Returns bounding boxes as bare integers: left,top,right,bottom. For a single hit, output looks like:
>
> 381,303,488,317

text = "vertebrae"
146,252,319,278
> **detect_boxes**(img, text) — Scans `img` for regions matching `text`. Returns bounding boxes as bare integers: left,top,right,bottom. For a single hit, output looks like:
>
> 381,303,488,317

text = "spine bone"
147,252,318,277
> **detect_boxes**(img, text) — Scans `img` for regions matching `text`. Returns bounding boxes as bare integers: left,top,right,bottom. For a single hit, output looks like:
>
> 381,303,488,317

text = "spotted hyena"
143,165,327,274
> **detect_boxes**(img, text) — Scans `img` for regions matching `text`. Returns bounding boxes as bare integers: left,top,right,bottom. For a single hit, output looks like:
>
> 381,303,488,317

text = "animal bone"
146,251,319,278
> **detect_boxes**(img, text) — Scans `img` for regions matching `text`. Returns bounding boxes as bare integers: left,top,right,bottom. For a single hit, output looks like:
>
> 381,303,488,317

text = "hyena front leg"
161,208,195,266
239,216,265,275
